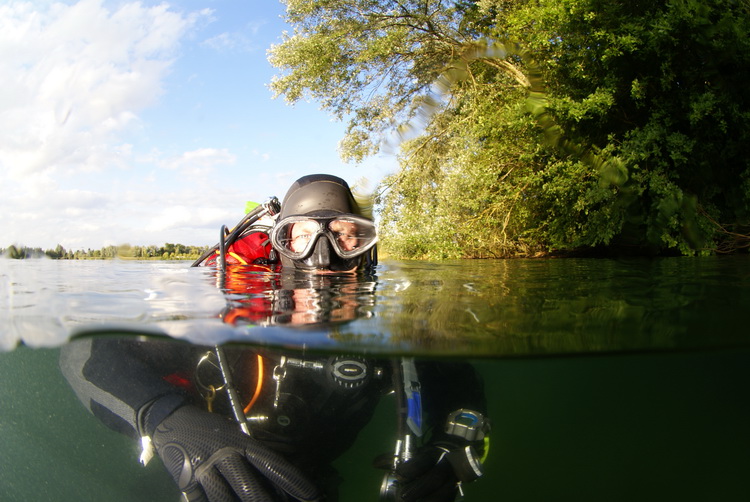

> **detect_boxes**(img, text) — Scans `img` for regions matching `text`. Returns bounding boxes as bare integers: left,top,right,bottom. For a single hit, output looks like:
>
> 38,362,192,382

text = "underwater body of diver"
60,174,490,501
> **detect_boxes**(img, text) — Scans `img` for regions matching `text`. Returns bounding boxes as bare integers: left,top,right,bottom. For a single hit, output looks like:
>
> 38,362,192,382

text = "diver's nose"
308,237,332,268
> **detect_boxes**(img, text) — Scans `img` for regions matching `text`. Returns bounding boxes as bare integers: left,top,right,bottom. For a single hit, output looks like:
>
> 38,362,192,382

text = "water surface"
2,256,749,355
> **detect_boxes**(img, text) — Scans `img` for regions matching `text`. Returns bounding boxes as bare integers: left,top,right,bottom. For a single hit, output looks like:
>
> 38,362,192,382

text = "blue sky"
0,0,396,250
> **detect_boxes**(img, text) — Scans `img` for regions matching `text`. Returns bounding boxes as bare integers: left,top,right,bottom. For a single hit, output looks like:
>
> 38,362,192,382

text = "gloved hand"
151,405,320,502
380,439,484,502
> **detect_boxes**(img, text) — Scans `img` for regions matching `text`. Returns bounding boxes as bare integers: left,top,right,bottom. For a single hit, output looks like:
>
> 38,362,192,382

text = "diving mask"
270,214,377,261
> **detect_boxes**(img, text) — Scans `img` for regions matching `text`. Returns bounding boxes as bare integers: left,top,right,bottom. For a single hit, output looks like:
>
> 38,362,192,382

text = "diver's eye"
289,233,313,251
332,232,357,250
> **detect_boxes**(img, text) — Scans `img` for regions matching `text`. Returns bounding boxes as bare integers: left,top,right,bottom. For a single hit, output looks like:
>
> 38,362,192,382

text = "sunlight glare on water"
0,259,227,351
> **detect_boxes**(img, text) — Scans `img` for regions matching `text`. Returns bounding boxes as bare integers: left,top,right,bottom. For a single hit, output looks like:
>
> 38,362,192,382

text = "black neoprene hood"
279,174,361,219
275,174,372,272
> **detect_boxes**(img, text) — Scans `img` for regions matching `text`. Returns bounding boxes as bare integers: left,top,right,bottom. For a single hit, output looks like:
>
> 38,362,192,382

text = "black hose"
219,225,228,273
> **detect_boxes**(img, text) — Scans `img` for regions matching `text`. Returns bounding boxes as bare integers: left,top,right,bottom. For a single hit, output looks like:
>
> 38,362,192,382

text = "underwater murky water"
1,257,749,501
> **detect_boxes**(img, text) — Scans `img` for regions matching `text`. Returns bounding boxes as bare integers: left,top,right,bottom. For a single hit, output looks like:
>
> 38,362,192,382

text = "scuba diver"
60,174,489,502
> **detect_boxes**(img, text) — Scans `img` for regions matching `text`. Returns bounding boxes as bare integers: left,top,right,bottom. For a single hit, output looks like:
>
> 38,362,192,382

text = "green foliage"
272,0,750,257
270,0,493,162
498,0,750,253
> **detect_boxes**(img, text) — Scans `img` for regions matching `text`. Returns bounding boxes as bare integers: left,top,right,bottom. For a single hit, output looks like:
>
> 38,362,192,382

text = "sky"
0,0,397,251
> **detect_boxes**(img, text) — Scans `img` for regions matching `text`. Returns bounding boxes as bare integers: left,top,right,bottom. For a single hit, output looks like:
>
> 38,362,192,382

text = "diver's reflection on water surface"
60,265,490,502
220,264,376,328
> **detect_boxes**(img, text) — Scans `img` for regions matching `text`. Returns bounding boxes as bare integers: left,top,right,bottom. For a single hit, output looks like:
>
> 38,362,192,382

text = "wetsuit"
60,335,486,500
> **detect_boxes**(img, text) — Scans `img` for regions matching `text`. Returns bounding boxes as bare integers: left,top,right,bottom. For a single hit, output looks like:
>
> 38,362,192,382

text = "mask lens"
327,218,377,257
271,215,377,260
272,218,322,258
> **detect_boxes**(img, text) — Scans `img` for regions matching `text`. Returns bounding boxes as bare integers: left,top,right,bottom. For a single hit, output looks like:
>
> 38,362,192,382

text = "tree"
270,0,750,256
502,0,750,254
5,245,24,259
269,0,528,162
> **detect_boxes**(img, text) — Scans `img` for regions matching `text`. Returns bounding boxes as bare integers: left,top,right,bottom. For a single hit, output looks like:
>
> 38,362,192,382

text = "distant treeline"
1,243,209,260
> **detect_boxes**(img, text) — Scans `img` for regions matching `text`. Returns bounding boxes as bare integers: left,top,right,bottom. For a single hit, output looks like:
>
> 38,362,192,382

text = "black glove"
388,439,484,502
151,405,320,502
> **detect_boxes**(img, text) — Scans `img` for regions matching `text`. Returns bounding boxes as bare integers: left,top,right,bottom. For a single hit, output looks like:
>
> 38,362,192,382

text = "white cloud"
160,148,237,171
0,0,208,178
252,149,271,162
202,26,262,53
145,204,232,234
202,32,237,51
0,0,213,249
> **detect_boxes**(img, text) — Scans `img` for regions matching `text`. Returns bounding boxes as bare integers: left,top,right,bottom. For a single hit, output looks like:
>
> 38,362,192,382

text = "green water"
3,346,748,502
339,349,750,502
1,257,749,501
